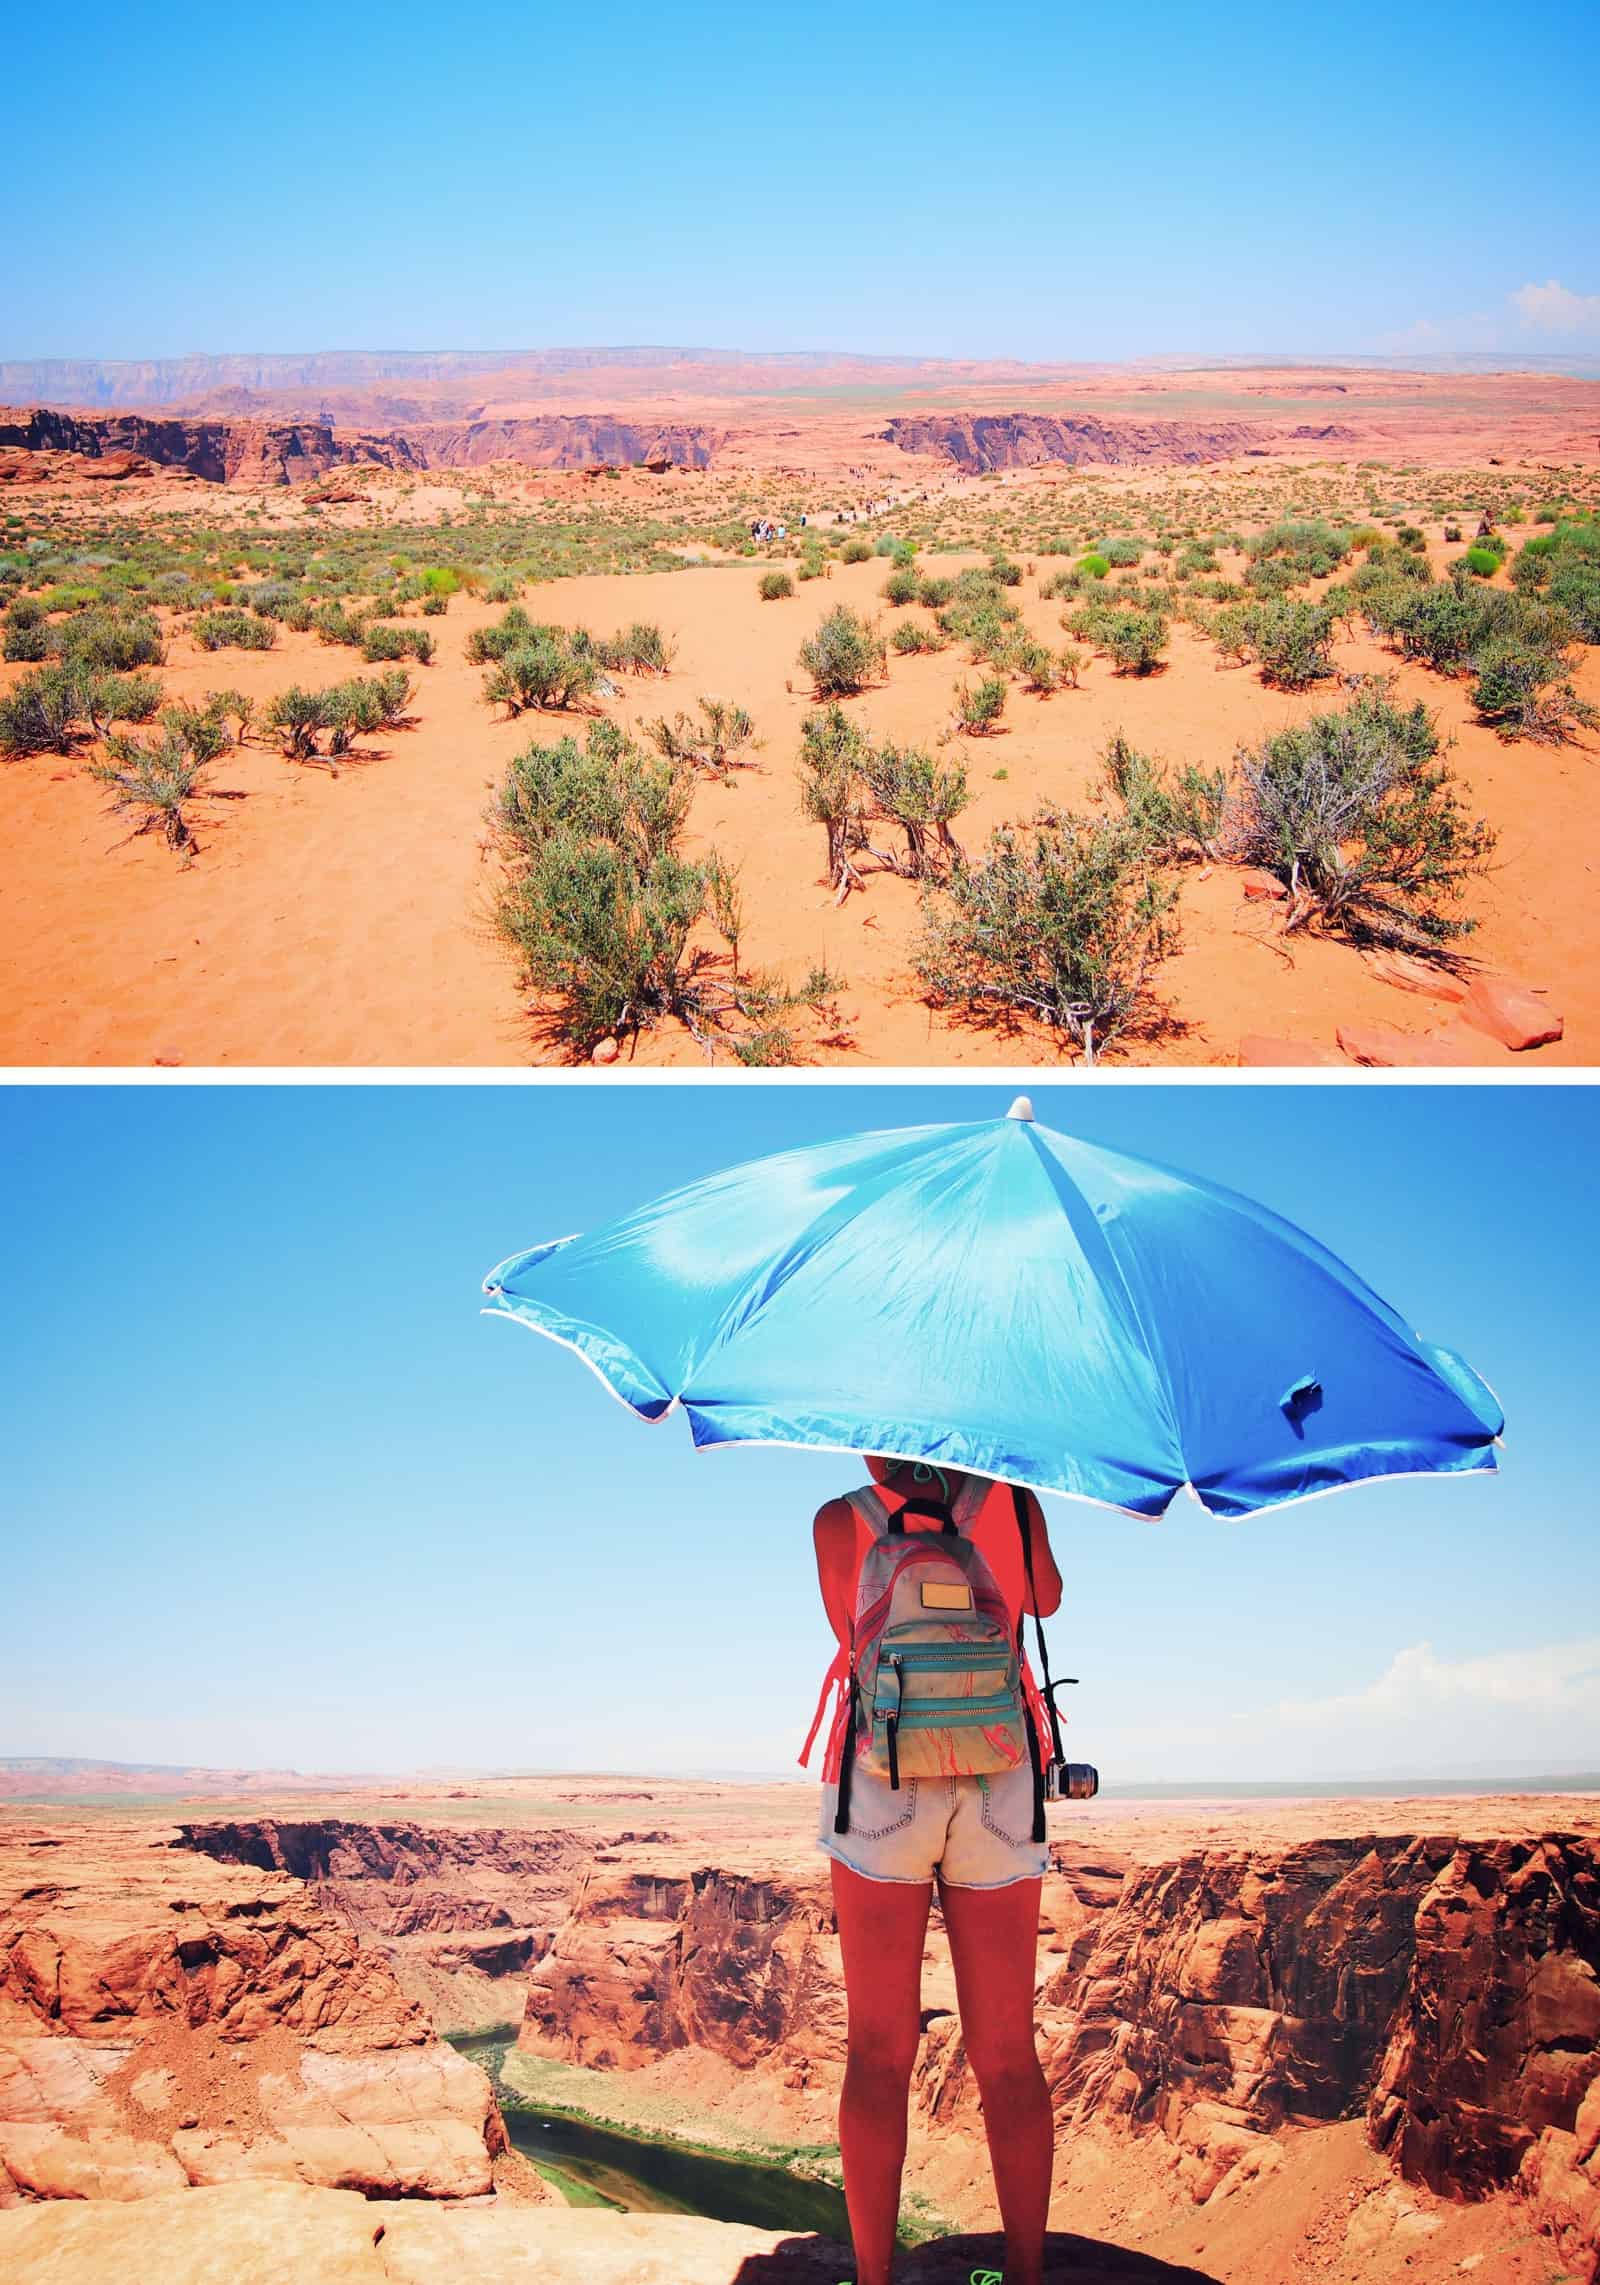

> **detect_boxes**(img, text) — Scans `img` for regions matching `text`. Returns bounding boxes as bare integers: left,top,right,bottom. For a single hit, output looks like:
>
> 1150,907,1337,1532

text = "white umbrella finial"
1007,1095,1035,1122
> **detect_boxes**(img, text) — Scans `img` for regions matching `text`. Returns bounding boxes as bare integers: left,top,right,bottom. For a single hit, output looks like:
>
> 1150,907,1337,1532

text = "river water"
449,2030,852,2237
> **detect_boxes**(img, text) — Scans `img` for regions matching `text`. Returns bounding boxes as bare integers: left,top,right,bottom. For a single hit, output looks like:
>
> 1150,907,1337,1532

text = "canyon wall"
0,406,719,484
6,1812,1596,2275
881,411,1358,472
0,1824,506,2205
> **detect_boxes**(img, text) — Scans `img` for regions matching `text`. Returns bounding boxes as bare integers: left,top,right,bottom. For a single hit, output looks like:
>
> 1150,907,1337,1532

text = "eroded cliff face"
881,411,1358,472
510,1828,1600,2274
0,406,719,483
0,1825,505,2205
177,1819,592,2036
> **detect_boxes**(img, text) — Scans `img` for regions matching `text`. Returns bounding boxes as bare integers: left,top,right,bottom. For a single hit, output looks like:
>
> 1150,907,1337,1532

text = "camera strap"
1012,1485,1067,1766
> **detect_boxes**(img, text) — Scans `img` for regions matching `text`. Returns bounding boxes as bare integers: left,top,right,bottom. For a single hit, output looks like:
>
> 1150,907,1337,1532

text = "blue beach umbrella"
482,1097,1502,1519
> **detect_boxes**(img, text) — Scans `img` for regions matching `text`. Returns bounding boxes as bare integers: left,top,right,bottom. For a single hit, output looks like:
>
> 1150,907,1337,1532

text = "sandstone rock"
591,1037,620,1065
1239,868,1287,900
0,1825,503,2205
1362,949,1470,1003
1460,975,1564,1052
1237,1034,1344,1067
1336,1022,1473,1067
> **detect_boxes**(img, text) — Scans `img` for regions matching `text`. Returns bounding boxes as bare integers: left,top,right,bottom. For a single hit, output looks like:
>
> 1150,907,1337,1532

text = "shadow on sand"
731,2228,1220,2284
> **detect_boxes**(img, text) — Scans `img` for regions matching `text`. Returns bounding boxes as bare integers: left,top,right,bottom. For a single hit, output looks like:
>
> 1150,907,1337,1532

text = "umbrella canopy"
482,1098,1502,1519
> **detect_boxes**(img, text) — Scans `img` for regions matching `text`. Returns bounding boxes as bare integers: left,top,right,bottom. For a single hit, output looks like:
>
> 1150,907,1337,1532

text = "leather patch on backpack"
921,1580,973,1610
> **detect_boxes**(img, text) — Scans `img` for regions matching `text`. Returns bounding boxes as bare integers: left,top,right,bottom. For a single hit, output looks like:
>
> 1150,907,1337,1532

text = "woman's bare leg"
830,1858,933,2285
937,1872,1052,2285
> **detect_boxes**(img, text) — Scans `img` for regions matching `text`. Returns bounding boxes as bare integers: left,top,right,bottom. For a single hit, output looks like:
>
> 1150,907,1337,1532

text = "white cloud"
1279,1638,1600,1727
1511,279,1600,335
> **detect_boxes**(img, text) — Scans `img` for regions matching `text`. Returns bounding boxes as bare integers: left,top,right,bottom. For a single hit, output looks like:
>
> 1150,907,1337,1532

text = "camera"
1043,1761,1099,1801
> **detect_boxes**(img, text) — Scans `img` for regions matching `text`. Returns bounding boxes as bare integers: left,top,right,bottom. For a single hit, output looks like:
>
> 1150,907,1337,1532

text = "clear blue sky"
5,0,1597,364
4,1081,1596,1785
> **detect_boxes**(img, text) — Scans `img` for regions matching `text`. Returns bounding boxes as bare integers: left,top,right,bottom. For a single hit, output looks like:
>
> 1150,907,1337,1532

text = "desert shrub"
1461,546,1501,579
192,608,275,652
1175,541,1218,575
1247,518,1353,581
90,727,211,854
644,697,757,776
53,607,164,671
360,620,433,664
484,629,600,715
914,575,953,608
421,567,460,597
890,540,917,568
263,673,411,764
1066,601,1169,675
84,670,164,735
1547,561,1600,643
310,600,366,649
858,740,968,878
246,580,300,619
957,676,1007,733
1471,638,1597,743
199,688,256,745
892,619,945,654
1100,731,1226,860
0,664,85,756
490,720,832,1056
988,554,1025,587
841,537,873,564
799,605,886,696
797,703,870,888
1234,599,1337,688
1057,644,1086,687
421,592,448,616
1078,552,1111,581
914,806,1177,1060
796,548,828,582
598,621,674,675
4,609,48,661
759,570,794,601
466,604,537,664
1008,638,1061,694
1226,685,1494,946
882,565,922,606
1100,537,1142,568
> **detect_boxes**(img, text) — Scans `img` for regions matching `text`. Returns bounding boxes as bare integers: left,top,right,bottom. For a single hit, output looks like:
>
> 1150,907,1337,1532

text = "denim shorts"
816,1756,1047,1888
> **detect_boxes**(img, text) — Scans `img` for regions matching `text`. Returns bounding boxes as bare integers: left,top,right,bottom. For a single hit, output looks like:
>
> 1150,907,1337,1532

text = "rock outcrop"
0,406,719,485
0,1826,505,2205
178,1820,589,2035
881,412,1359,472
0,2177,1221,2285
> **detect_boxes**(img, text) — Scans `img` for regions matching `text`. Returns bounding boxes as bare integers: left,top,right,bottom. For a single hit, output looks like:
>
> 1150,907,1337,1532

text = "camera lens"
1061,1763,1099,1800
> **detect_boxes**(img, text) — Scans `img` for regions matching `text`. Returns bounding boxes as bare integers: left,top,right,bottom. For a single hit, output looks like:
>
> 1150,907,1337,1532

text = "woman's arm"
812,1498,858,1648
1021,1489,1064,1618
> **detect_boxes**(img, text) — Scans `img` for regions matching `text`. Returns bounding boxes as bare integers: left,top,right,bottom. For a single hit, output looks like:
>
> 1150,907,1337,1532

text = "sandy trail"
0,539,1594,1068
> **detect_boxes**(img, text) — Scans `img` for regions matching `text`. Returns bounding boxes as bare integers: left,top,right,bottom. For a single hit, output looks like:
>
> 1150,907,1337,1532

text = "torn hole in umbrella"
1280,1374,1323,1438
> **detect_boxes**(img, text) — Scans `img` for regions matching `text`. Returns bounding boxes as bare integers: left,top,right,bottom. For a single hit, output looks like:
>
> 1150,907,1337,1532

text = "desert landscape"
1,351,1596,1068
3,1763,1598,2284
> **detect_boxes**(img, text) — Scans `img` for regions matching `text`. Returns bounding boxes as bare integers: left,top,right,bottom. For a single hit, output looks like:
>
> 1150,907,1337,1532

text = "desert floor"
1,471,1595,1068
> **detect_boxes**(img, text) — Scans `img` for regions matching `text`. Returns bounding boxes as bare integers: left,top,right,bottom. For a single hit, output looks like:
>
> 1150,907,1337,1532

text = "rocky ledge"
0,1825,505,2203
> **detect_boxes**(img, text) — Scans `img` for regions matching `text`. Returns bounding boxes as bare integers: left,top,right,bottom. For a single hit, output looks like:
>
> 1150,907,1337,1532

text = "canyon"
3,1779,1597,2283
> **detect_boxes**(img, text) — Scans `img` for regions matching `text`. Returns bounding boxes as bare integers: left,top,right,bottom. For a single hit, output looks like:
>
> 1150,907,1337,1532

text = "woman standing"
806,1454,1065,2285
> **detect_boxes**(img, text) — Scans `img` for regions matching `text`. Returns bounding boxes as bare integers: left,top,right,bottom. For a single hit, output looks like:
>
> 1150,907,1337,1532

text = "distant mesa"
0,406,722,486
881,410,1361,472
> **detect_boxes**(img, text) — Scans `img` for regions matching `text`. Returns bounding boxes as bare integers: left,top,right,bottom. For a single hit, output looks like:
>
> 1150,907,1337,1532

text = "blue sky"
4,0,1597,364
4,1081,1596,1785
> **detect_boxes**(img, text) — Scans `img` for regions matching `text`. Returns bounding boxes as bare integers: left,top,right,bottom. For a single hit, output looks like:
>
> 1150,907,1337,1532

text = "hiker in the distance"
800,1454,1066,2285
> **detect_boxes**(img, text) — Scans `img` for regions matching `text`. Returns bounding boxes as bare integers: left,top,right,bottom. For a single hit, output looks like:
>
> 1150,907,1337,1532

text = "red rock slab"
1237,1034,1345,1067
1362,949,1471,1003
1460,976,1564,1052
1336,1022,1480,1067
1239,868,1287,900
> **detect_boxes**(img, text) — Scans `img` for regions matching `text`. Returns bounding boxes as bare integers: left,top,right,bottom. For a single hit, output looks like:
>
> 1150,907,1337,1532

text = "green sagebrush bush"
490,719,837,1059
1226,685,1494,946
